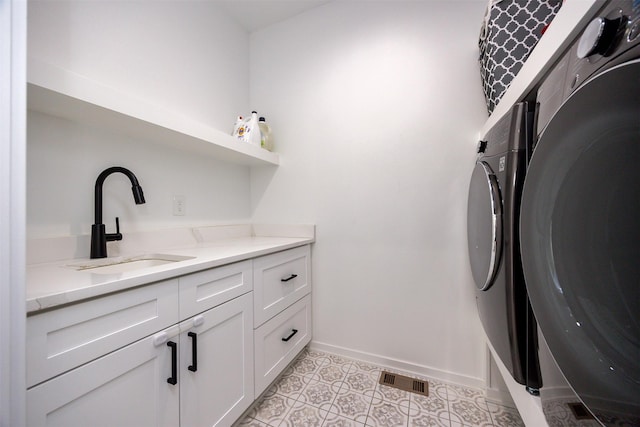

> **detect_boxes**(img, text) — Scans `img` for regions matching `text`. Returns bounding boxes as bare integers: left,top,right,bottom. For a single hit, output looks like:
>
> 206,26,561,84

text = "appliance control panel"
566,0,640,95
536,0,640,136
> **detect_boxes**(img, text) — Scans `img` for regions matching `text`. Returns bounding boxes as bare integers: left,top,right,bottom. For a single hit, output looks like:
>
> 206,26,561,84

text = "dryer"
467,102,542,393
520,0,640,424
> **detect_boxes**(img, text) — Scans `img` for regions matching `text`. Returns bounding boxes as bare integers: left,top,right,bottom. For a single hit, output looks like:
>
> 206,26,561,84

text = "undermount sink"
67,253,195,274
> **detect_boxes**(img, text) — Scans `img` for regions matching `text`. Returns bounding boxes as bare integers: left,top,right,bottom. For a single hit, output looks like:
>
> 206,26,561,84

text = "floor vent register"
378,371,429,397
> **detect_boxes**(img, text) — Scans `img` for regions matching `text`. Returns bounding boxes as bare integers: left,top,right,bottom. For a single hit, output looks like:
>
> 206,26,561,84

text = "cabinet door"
27,326,180,427
179,293,254,427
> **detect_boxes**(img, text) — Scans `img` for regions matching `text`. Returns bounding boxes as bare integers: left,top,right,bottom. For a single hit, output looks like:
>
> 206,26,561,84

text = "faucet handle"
106,217,123,242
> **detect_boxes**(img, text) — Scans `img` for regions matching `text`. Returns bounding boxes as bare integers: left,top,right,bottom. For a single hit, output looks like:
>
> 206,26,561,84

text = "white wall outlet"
173,195,186,216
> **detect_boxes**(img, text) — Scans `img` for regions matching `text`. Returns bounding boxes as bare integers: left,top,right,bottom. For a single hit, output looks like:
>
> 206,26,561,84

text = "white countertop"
26,224,314,314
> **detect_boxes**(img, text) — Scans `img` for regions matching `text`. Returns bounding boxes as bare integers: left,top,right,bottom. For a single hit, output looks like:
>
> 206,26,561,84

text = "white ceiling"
215,0,333,32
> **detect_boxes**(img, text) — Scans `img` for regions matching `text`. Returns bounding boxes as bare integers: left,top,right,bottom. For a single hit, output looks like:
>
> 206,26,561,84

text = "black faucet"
90,166,145,259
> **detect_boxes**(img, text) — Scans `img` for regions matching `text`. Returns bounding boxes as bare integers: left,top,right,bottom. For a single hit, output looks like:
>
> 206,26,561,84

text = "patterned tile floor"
237,348,524,427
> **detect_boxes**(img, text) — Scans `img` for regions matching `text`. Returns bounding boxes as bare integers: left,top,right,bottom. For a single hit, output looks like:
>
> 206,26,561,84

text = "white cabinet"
178,293,253,427
179,260,252,319
177,262,254,426
27,324,181,427
253,245,311,327
253,246,312,396
26,278,180,388
26,262,254,427
26,245,312,426
27,293,253,427
254,294,312,395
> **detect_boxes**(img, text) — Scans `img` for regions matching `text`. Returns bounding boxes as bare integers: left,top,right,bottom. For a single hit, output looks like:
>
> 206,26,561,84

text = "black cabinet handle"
188,332,198,372
282,329,298,342
167,341,177,385
281,274,298,282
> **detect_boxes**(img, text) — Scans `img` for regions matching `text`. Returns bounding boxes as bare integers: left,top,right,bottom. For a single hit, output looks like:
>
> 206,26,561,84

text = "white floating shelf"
27,59,279,167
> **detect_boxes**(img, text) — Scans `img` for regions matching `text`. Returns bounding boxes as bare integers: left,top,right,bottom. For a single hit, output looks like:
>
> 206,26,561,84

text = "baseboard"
309,340,485,390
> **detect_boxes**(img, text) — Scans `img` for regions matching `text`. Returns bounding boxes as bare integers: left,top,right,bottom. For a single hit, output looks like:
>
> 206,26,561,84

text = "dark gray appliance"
520,1,640,425
467,102,542,393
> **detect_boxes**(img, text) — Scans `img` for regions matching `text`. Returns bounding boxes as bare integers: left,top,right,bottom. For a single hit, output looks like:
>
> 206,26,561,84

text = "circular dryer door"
521,60,640,425
467,161,503,291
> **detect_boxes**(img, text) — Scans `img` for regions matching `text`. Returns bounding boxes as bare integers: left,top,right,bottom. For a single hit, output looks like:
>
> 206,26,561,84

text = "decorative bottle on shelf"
232,115,245,139
258,117,273,151
246,111,261,147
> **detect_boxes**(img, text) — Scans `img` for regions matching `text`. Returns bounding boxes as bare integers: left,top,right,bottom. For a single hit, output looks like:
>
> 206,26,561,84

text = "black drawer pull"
282,329,299,342
188,332,198,372
167,341,177,385
281,274,298,282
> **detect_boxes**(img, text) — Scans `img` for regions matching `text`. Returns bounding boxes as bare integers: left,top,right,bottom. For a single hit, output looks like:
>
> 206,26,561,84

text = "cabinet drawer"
27,279,179,388
254,294,312,396
179,260,252,320
253,245,310,327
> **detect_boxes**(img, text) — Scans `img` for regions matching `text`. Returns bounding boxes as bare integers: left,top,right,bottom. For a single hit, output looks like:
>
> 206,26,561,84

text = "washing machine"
467,101,542,393
520,0,640,424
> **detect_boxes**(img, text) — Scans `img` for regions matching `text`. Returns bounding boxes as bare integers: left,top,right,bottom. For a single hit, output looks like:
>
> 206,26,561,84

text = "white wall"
27,111,251,238
27,1,252,239
28,0,249,131
250,1,489,384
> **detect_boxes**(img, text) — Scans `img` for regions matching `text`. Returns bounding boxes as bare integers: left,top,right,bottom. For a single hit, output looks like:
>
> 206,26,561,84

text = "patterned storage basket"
479,0,562,114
